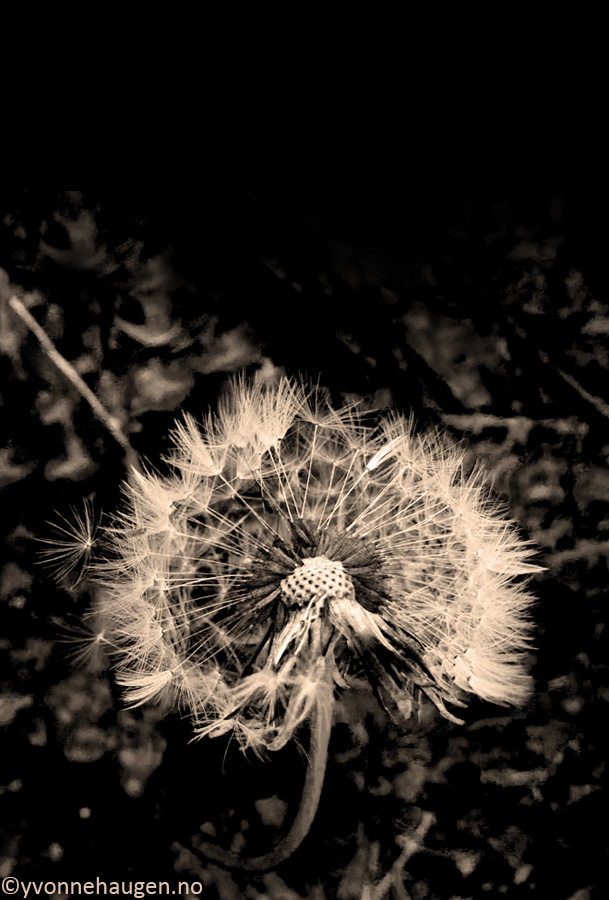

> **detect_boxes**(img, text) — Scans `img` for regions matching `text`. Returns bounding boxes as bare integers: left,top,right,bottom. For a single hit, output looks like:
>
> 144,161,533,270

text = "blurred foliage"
1,189,608,899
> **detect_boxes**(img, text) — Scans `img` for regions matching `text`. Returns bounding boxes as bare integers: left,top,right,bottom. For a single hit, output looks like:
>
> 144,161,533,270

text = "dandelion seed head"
76,374,542,750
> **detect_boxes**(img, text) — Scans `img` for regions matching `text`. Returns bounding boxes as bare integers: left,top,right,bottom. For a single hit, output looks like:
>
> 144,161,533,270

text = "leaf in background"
129,358,195,416
0,447,36,487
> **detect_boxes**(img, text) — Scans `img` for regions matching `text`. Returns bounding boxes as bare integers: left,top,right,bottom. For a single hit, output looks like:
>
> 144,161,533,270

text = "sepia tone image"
0,189,606,899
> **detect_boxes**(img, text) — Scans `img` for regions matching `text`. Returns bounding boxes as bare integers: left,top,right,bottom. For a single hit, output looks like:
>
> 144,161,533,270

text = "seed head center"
280,556,355,609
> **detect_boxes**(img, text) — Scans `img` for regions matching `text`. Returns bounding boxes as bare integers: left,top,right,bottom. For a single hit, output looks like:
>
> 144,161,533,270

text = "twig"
363,811,435,900
551,363,609,420
505,310,609,422
9,295,139,470
441,413,589,437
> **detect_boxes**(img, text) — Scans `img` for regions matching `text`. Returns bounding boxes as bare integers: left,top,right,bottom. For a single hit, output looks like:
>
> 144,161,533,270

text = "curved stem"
198,688,334,873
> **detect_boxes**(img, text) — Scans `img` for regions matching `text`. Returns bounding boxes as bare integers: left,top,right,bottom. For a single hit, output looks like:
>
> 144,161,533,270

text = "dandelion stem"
198,680,333,872
9,295,139,470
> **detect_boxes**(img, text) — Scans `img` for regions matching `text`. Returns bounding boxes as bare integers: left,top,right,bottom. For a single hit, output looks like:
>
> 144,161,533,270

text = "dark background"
1,188,607,899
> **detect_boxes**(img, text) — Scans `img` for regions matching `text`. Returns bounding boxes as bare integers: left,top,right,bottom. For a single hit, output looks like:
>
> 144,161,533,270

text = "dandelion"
77,374,542,870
